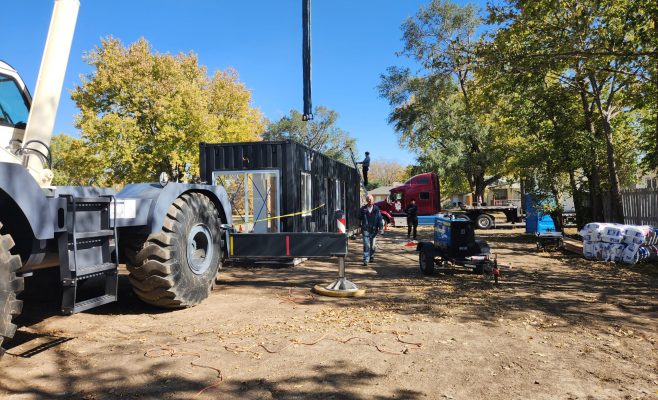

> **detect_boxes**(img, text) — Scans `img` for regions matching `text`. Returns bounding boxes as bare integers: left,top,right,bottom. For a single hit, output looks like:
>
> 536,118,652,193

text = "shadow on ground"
1,352,423,400
343,228,657,334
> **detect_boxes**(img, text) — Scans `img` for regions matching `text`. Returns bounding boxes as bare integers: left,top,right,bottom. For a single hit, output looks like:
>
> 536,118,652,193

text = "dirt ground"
1,227,656,400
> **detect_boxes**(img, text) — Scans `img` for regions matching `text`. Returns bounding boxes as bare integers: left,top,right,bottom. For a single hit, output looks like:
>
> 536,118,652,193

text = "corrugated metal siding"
200,141,360,233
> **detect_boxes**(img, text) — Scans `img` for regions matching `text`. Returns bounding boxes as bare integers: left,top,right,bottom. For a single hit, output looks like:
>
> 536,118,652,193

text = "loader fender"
0,162,54,240
117,182,232,235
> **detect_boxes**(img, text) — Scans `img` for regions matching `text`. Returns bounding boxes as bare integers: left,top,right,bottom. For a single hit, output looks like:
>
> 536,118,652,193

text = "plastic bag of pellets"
622,225,654,245
636,244,658,263
583,240,597,259
580,223,658,265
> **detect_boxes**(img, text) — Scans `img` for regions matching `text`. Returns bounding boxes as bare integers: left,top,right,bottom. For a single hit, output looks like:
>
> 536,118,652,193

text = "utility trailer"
416,215,500,282
227,232,347,259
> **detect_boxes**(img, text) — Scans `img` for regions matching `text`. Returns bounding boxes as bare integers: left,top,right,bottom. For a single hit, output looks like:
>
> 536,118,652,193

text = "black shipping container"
199,141,361,233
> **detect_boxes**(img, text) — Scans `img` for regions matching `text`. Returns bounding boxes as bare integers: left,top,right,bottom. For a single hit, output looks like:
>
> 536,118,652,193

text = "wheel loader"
0,0,233,356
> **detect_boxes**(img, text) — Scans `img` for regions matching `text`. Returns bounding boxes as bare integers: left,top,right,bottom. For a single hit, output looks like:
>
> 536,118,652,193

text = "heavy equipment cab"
0,61,30,154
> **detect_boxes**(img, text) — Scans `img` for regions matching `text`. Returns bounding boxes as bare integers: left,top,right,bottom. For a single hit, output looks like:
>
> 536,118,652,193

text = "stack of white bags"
580,223,658,264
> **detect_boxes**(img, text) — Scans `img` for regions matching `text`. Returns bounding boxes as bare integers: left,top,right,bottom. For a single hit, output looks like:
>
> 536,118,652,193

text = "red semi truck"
375,173,522,229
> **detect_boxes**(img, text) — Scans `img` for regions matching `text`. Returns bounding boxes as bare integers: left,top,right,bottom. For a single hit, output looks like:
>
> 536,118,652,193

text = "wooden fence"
603,189,658,226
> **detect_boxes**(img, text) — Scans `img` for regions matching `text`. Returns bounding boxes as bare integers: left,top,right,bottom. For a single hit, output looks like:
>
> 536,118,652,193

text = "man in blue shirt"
359,194,384,265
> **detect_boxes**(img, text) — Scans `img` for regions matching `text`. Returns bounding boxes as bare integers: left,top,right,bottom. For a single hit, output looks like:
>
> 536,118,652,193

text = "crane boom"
22,0,79,186
302,0,312,121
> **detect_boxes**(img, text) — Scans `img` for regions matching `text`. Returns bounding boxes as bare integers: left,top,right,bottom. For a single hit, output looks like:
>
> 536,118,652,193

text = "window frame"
301,172,312,217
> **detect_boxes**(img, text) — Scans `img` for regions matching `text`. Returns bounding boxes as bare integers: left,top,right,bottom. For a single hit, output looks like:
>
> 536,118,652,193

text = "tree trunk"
655,103,658,167
550,185,564,233
473,174,486,205
654,20,658,168
577,79,604,221
549,210,565,233
568,169,586,229
600,116,625,223
589,72,624,224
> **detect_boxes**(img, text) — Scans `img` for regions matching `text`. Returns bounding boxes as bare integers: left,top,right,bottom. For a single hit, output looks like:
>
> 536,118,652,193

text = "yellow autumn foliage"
56,36,264,186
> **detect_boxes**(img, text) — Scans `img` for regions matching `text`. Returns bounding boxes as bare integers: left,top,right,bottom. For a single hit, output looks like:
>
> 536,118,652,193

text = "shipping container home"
199,141,361,234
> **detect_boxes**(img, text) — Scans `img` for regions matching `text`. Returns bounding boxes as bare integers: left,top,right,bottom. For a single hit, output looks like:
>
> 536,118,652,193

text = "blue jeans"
362,230,378,262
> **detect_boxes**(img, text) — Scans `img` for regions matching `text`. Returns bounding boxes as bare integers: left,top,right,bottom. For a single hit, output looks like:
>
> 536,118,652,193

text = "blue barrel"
525,195,556,233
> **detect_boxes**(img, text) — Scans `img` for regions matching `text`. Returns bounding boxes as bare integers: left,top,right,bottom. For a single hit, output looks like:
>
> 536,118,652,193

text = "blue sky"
1,0,485,167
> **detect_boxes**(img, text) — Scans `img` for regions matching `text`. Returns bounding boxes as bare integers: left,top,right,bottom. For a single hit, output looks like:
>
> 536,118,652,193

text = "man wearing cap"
359,194,384,265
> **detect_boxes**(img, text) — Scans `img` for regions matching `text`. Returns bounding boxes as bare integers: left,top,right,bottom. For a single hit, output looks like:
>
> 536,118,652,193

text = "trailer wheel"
476,214,494,230
127,193,223,308
0,223,24,357
418,248,435,275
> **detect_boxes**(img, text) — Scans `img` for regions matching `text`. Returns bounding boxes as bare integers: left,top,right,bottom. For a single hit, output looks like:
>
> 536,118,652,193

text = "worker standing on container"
359,194,384,265
405,198,418,240
356,151,370,187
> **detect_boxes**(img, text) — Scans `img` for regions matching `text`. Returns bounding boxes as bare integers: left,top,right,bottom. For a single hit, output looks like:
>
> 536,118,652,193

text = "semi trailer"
375,172,575,230
374,173,522,229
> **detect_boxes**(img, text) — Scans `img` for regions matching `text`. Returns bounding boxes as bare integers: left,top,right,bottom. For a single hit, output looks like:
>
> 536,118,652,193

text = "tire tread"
0,222,24,357
125,194,222,308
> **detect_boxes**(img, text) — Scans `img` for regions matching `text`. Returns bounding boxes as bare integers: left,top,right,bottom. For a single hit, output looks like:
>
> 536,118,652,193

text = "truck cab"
375,172,441,224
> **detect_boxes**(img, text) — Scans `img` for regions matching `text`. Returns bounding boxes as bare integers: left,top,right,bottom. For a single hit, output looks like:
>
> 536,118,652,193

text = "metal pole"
302,0,313,120
338,256,345,279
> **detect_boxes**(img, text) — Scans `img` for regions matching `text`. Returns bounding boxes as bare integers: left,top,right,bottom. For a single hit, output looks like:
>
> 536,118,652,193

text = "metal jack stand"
313,210,366,297
325,256,360,291
313,255,366,297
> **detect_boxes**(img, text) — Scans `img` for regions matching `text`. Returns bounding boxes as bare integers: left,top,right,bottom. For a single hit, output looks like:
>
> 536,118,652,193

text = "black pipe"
302,0,313,120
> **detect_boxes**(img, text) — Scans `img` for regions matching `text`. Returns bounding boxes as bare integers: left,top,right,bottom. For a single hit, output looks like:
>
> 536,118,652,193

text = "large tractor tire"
127,193,223,308
0,223,24,357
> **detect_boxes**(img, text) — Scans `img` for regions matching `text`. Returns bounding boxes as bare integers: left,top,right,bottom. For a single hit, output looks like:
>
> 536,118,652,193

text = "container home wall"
199,141,360,233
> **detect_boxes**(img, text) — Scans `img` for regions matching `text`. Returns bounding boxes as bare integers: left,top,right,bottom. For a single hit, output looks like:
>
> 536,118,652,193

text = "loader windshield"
0,74,29,128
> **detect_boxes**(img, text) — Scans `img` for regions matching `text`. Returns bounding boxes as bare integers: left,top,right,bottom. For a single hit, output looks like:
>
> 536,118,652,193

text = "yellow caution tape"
249,203,326,223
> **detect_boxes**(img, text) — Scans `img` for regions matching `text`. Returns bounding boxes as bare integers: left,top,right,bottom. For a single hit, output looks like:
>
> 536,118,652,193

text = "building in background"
369,183,404,203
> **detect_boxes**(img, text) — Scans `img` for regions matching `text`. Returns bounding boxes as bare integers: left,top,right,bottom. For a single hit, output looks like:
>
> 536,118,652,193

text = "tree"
379,0,512,202
51,133,105,186
71,37,265,185
368,160,409,186
262,106,356,164
486,0,651,223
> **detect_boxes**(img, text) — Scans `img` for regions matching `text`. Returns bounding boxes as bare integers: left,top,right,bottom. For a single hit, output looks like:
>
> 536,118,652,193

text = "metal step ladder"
57,196,119,314
349,148,368,202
